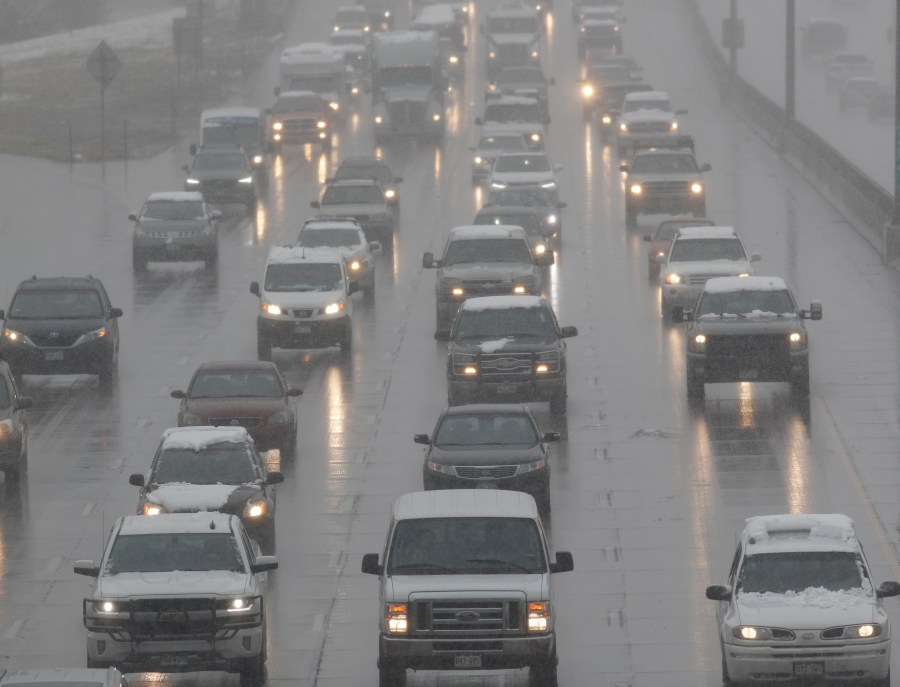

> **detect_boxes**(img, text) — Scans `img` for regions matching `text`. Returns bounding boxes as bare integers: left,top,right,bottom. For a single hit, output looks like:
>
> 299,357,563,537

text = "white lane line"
82,502,95,516
40,556,62,577
313,613,325,632
2,619,24,640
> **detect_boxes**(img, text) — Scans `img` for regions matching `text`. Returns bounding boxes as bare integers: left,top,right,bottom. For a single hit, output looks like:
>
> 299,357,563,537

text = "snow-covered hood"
490,170,555,185
145,483,265,513
665,260,753,276
481,122,543,136
383,85,434,103
387,573,549,601
182,397,285,420
621,109,676,124
262,288,346,308
441,263,538,281
453,336,558,352
734,588,882,629
98,570,252,598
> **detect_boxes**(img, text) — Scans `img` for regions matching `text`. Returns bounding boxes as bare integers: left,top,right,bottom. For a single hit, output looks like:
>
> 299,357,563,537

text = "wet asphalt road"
2,0,900,686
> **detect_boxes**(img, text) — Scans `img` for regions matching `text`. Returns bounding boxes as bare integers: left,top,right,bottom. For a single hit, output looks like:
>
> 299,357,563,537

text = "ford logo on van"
455,610,481,623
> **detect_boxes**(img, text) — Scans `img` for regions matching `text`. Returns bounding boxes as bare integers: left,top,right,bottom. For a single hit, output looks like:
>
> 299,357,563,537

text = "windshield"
484,103,542,123
273,95,326,113
486,16,539,33
696,289,796,317
654,219,715,239
336,7,366,24
142,199,206,220
192,152,247,171
378,66,434,86
287,75,341,92
587,65,630,83
154,443,258,485
475,213,543,237
455,305,556,339
599,85,652,108
189,369,283,398
265,262,343,292
435,413,538,446
739,552,865,594
387,517,546,574
322,184,384,205
298,228,363,248
494,154,551,173
489,188,554,207
444,238,532,265
335,164,391,184
478,134,528,151
201,119,260,150
106,532,243,574
669,238,746,262
497,68,543,84
623,97,672,113
10,289,103,319
631,154,699,174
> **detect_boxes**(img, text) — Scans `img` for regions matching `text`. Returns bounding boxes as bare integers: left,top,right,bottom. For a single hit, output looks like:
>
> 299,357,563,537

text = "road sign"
87,40,121,87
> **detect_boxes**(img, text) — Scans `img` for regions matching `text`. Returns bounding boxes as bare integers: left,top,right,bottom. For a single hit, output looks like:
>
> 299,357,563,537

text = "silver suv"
130,192,221,271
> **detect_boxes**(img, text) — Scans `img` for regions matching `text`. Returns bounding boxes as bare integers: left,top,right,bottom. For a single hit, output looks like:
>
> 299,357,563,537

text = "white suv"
706,514,900,687
250,246,358,359
75,512,278,687
658,226,760,322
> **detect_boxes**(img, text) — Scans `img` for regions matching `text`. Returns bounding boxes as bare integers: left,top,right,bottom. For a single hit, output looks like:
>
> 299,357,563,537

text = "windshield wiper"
465,558,532,572
391,563,455,573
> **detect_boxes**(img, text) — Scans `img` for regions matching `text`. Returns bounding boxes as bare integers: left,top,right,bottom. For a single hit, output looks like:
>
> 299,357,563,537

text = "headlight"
601,114,612,124
384,10,391,17
93,600,119,614
243,500,267,519
670,121,679,131
546,214,558,225
541,181,556,189
269,409,292,425
629,183,642,195
238,176,254,184
142,503,166,516
848,624,882,638
364,25,371,32
349,260,362,271
317,120,327,129
0,419,14,437
619,122,629,133
262,303,283,315
432,113,441,122
73,327,106,346
518,458,546,474
531,51,539,59
273,133,281,141
323,302,345,315
374,115,384,124
252,154,263,165
788,331,807,349
490,181,507,189
186,178,200,185
386,603,408,633
488,51,497,59
513,285,527,294
665,273,683,285
534,243,547,255
351,85,360,95
732,626,794,641
581,84,595,98
535,349,560,371
3,328,32,345
333,24,340,31
474,156,484,165
527,602,551,632
452,353,479,376
530,133,541,142
691,182,704,194
329,101,340,111
688,333,706,352
384,189,396,199
426,461,455,474
226,597,256,612
180,411,204,426
449,55,459,64
451,286,464,296
272,121,283,131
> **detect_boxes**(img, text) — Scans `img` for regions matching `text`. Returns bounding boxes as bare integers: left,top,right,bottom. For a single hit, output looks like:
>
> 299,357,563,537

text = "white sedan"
487,152,562,204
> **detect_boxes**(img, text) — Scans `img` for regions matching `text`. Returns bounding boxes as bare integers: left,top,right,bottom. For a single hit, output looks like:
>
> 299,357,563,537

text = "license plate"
739,370,758,380
495,384,518,394
476,482,497,489
160,655,190,667
454,655,482,668
793,663,823,676
45,351,64,361
295,325,312,334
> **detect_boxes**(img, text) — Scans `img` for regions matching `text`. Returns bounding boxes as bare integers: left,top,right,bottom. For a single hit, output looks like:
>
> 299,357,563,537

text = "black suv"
0,276,123,383
415,403,558,511
436,295,577,414
675,276,822,405
0,360,32,481
183,144,258,213
333,156,403,206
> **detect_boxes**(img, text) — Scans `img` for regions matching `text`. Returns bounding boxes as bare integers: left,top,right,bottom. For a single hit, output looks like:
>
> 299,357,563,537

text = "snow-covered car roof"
160,426,250,451
301,218,365,231
413,4,457,26
460,295,545,311
449,225,528,240
393,489,540,520
146,191,204,203
201,107,264,121
267,246,345,265
675,226,738,240
486,95,542,107
742,514,859,555
623,90,671,102
278,89,325,100
118,511,238,536
280,43,345,65
702,276,788,293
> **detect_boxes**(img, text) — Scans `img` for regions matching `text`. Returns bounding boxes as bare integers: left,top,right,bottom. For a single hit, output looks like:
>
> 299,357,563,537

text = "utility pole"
886,0,900,261
785,0,796,121
729,0,738,75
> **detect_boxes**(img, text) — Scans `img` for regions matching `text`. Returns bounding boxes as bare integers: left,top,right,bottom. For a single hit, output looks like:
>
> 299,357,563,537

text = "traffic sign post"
87,40,121,172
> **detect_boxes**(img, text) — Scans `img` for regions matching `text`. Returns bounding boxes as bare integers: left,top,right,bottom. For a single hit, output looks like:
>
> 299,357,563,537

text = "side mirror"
642,234,652,242
266,471,285,485
705,585,731,601
109,307,123,319
189,143,198,156
15,397,32,411
542,431,560,443
310,200,321,208
413,433,431,445
171,389,186,399
671,306,684,323
250,281,261,296
560,325,578,338
128,473,145,487
348,280,360,295
700,163,712,173
557,201,568,209
250,555,279,573
474,117,483,126
361,552,383,575
619,164,629,173
210,210,223,220
877,581,900,598
550,551,574,573
128,213,138,222
74,560,100,577
422,252,435,268
287,387,303,397
434,329,451,341
750,252,762,262
369,241,382,252
683,309,694,322
802,301,823,321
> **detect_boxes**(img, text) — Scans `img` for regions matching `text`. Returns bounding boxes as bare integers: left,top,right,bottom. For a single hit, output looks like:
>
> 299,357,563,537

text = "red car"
643,216,715,279
171,361,302,458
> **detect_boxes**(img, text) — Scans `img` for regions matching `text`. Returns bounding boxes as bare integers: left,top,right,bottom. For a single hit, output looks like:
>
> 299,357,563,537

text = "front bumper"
687,349,809,384
0,338,114,376
617,132,688,150
627,193,705,216
379,632,555,670
723,637,890,683
448,375,565,404
258,315,350,349
189,181,256,206
423,466,548,497
133,234,216,262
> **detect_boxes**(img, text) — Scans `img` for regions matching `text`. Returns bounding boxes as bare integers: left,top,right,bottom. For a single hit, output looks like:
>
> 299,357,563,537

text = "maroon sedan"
171,361,302,458
642,216,715,279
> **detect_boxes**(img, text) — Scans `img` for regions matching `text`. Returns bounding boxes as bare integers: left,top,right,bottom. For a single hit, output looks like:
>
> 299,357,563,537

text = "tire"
257,338,272,362
87,652,101,669
687,373,705,406
721,650,735,687
530,659,558,687
379,662,406,687
204,248,218,271
281,431,296,460
364,280,376,302
132,248,148,272
625,206,637,229
791,370,810,400
549,388,567,415
239,654,266,687
259,524,276,555
339,324,353,352
660,298,672,323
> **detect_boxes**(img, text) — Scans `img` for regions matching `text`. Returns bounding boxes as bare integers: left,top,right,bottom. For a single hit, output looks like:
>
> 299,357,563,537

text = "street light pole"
893,0,900,226
729,0,738,75
785,0,795,121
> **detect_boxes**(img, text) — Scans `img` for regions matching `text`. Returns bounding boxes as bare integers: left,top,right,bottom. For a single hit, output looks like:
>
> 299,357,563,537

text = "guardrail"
684,0,897,260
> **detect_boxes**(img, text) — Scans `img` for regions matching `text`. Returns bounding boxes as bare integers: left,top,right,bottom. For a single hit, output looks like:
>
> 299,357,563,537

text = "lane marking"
81,502,95,516
313,613,325,633
2,619,24,640
40,557,61,577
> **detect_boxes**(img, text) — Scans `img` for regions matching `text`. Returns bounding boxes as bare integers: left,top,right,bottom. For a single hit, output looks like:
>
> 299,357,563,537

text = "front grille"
29,333,81,347
414,599,522,637
479,352,534,380
388,100,426,128
141,229,206,239
455,465,518,479
497,44,529,63
628,122,673,134
200,180,238,193
284,117,318,131
687,273,733,286
352,214,371,222
129,598,217,641
209,417,261,429
292,309,315,318
460,279,522,296
642,180,691,196
707,334,789,358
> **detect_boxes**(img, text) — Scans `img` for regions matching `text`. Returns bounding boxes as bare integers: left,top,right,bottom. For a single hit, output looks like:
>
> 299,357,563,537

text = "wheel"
132,248,148,272
791,370,810,399
259,524,276,555
687,373,705,406
530,659,558,687
204,248,218,271
281,431,296,460
661,298,672,323
364,280,376,301
87,652,101,669
257,338,272,362
98,358,117,386
549,388,567,415
625,206,637,229
239,653,266,687
378,662,406,687
720,648,735,687
339,324,353,352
